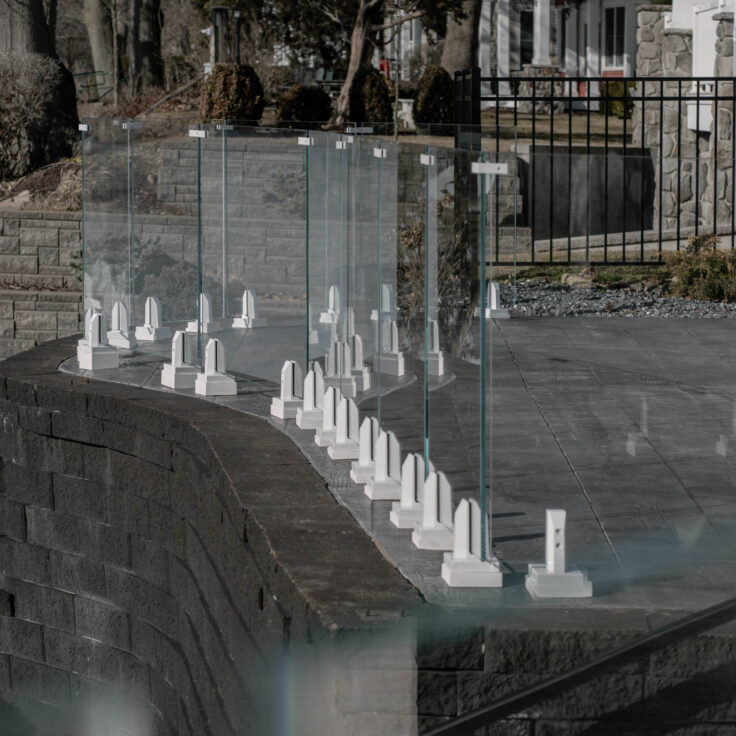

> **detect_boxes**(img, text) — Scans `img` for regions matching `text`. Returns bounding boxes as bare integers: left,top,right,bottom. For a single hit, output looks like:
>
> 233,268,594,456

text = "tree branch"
318,5,342,25
371,10,425,31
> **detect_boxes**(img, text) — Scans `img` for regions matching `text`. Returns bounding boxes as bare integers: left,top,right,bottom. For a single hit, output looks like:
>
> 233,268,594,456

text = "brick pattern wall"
0,211,81,290
418,624,736,734
0,338,420,736
0,291,81,359
0,211,82,359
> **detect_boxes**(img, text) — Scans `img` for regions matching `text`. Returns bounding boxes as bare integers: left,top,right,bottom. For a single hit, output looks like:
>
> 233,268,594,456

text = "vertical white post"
195,338,236,396
412,471,454,550
545,509,566,574
171,331,184,367
497,0,511,78
350,417,379,483
533,0,552,66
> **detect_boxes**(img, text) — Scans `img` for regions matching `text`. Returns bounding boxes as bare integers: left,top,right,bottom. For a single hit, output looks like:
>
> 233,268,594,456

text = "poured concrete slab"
60,317,736,617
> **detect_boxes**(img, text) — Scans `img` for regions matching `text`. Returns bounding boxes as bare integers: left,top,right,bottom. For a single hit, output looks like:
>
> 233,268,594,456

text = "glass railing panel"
81,118,131,323
129,119,198,334
219,125,308,383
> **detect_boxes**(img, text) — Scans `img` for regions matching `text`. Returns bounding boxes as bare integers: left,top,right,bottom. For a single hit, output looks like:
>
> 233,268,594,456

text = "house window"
604,7,625,67
520,11,534,66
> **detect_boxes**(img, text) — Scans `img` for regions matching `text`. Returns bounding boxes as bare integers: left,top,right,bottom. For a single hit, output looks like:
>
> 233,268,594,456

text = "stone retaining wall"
635,5,735,235
1,339,736,735
0,337,420,736
0,212,82,358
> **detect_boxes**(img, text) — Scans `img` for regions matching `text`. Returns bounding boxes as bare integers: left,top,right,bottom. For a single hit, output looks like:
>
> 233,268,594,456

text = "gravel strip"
501,281,736,319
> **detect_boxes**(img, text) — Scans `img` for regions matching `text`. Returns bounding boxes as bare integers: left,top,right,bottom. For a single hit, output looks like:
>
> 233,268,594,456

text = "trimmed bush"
414,65,454,126
601,80,635,120
276,84,332,126
349,66,393,123
0,52,78,179
199,63,265,122
666,233,736,301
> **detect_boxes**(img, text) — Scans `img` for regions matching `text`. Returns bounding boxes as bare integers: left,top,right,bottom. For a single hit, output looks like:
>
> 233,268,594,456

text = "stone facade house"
634,0,734,237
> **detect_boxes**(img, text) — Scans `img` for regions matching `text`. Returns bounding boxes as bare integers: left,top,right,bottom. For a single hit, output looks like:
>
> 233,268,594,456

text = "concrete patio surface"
61,316,736,618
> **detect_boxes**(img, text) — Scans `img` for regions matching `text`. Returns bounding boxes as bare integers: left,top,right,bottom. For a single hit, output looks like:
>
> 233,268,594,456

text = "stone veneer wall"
0,337,421,736
2,339,736,735
0,211,82,359
704,12,735,232
635,6,735,235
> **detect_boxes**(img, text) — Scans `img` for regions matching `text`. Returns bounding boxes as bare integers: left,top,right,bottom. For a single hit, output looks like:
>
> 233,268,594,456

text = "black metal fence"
454,67,736,265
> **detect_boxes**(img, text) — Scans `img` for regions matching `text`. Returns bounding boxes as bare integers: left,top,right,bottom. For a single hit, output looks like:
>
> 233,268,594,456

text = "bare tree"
84,0,114,76
332,0,465,124
127,0,164,93
0,0,78,178
441,0,481,75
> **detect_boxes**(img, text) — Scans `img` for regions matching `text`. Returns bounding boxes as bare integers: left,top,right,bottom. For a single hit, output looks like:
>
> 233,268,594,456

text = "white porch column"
533,0,552,66
478,0,493,76
586,0,601,97
496,0,511,77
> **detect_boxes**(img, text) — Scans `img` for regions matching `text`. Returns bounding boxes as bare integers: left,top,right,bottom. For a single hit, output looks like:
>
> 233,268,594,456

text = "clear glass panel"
82,118,131,320
307,129,343,364
217,125,309,383
425,146,486,535
374,140,399,426
348,134,381,368
130,119,199,331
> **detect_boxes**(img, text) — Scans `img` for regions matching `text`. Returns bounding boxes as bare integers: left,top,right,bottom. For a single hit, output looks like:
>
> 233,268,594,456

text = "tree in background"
235,0,465,124
83,0,164,100
440,0,481,75
0,0,78,178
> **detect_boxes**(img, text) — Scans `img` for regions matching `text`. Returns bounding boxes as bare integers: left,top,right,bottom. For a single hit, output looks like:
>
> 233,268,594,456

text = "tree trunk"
334,0,380,125
127,0,163,94
440,0,481,75
0,0,79,179
84,0,114,75
0,0,53,54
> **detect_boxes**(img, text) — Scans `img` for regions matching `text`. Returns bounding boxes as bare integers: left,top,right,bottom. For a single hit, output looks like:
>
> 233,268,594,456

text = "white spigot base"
442,553,504,587
474,307,510,320
324,376,357,398
232,316,267,329
77,343,119,371
352,367,371,392
161,363,200,390
271,397,302,419
364,478,401,501
428,352,444,377
107,330,137,349
327,441,360,460
412,524,453,550
186,319,222,334
314,427,336,446
389,504,422,529
378,353,404,377
319,310,339,324
195,372,237,396
295,408,323,429
525,564,592,599
135,325,172,343
350,461,374,484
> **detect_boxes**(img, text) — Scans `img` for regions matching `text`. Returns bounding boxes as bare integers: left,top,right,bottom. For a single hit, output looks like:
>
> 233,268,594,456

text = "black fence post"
470,66,481,152
454,68,481,151
454,70,465,150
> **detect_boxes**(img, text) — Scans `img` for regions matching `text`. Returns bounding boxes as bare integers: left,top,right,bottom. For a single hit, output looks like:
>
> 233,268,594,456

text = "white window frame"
603,4,626,70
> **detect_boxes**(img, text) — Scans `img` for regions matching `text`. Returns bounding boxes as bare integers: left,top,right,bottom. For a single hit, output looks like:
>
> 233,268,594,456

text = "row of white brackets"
77,297,172,370
81,287,265,359
270,352,591,596
159,330,237,396
184,291,267,334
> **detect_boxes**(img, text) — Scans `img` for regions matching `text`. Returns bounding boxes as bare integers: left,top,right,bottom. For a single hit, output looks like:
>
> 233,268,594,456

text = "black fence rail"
454,67,736,265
